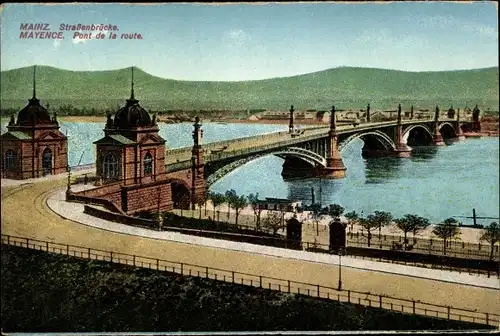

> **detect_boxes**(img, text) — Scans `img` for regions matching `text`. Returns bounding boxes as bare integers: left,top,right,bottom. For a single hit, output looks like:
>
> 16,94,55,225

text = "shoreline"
2,116,498,137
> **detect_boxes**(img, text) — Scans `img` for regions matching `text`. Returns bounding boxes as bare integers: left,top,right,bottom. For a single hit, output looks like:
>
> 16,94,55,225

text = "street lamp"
338,247,345,291
66,165,72,194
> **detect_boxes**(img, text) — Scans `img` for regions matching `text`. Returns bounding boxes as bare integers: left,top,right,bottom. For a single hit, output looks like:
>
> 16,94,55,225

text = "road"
1,175,499,324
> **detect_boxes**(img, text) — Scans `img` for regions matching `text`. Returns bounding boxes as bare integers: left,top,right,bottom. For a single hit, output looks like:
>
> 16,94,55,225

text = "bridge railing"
165,126,329,158
205,131,331,163
1,233,498,327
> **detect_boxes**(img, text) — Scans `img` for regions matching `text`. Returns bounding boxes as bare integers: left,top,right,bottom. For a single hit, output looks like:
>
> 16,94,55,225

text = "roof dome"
16,97,53,126
113,96,152,128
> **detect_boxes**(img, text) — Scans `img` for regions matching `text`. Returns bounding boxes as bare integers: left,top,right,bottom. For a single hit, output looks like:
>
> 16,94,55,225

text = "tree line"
198,192,500,263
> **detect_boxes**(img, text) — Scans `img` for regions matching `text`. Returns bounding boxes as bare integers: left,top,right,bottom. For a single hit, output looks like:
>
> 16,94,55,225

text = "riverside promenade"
1,174,499,321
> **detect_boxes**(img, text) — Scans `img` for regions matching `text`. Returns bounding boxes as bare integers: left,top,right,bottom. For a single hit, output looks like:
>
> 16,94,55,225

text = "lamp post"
338,247,344,291
66,165,72,194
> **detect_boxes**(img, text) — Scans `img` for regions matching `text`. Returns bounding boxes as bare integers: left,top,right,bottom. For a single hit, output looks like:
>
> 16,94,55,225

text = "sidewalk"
1,168,94,188
46,186,499,290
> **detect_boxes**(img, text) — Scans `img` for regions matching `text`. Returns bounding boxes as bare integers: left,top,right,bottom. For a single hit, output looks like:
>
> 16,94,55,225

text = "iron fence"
1,233,498,327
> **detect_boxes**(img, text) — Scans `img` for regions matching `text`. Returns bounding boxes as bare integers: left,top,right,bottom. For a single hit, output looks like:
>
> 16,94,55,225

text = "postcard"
1,2,499,334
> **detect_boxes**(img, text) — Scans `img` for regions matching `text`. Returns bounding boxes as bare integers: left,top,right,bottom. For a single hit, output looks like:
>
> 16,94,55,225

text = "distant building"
1,66,68,179
258,197,302,212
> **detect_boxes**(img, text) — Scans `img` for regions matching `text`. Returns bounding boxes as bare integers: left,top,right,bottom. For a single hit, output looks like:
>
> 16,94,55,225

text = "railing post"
259,276,262,288
447,306,450,319
379,295,382,308
317,284,320,297
348,290,351,303
46,241,49,251
66,244,69,255
156,259,159,270
88,247,91,259
288,280,291,293
232,271,235,283
7,235,10,245
110,251,113,262
26,238,29,247
413,300,416,314
485,312,489,325
205,267,209,278
180,263,184,275
133,255,136,266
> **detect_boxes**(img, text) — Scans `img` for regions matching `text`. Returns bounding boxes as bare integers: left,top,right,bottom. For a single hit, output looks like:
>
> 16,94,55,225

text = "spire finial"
32,65,37,99
130,66,135,100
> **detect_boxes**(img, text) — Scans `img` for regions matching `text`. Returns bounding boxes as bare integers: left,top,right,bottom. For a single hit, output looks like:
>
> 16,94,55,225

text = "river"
2,121,498,225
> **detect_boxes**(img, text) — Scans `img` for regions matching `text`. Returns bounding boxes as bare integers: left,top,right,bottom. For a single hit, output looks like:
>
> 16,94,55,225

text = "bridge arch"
339,130,396,153
403,124,434,146
206,146,326,186
438,122,458,139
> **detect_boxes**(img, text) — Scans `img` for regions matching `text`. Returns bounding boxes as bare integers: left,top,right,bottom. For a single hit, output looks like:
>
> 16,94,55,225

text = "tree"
232,194,248,226
358,216,379,247
225,189,237,219
262,211,285,236
345,211,359,233
308,203,323,236
325,203,345,219
197,198,205,219
480,222,500,262
432,218,461,255
248,193,263,230
394,214,430,250
367,211,392,242
210,192,226,222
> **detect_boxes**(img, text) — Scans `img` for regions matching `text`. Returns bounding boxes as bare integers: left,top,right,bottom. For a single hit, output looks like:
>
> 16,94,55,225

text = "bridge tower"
433,105,445,146
456,108,465,141
289,105,295,133
191,116,207,209
319,105,346,178
393,104,412,157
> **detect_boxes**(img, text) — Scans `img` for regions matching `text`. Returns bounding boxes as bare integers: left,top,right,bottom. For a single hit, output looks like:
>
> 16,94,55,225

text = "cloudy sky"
0,2,498,81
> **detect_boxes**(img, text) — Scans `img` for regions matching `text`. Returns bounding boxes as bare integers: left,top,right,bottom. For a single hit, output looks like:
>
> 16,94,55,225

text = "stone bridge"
164,105,471,207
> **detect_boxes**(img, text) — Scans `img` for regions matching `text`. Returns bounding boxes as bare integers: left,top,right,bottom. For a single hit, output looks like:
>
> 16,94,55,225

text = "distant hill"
1,65,498,113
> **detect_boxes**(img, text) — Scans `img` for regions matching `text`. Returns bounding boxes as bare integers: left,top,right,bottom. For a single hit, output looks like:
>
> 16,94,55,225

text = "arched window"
5,149,16,171
103,153,119,179
143,152,153,176
42,148,52,176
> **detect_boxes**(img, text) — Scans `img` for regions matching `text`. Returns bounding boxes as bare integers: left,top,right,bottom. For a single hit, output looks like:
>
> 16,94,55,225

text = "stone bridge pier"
317,106,346,178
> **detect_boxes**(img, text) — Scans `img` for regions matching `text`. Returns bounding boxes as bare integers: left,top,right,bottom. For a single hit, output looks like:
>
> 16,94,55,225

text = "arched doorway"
42,148,52,176
171,182,191,210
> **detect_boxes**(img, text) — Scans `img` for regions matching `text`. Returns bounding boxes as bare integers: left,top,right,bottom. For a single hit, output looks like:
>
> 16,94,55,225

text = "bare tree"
262,211,285,236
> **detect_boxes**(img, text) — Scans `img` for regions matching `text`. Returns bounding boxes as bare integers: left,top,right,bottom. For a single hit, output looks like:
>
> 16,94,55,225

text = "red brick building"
1,66,68,179
68,67,208,215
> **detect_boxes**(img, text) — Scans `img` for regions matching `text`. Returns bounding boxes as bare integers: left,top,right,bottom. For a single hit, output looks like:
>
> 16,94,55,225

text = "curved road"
1,176,499,320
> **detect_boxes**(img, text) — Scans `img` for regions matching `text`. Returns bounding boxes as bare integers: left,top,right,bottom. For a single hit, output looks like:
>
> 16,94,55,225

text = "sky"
0,2,498,81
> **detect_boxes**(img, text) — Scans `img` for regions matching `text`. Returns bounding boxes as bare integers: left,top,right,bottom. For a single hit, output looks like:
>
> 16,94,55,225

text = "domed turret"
15,66,53,126
112,67,153,129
